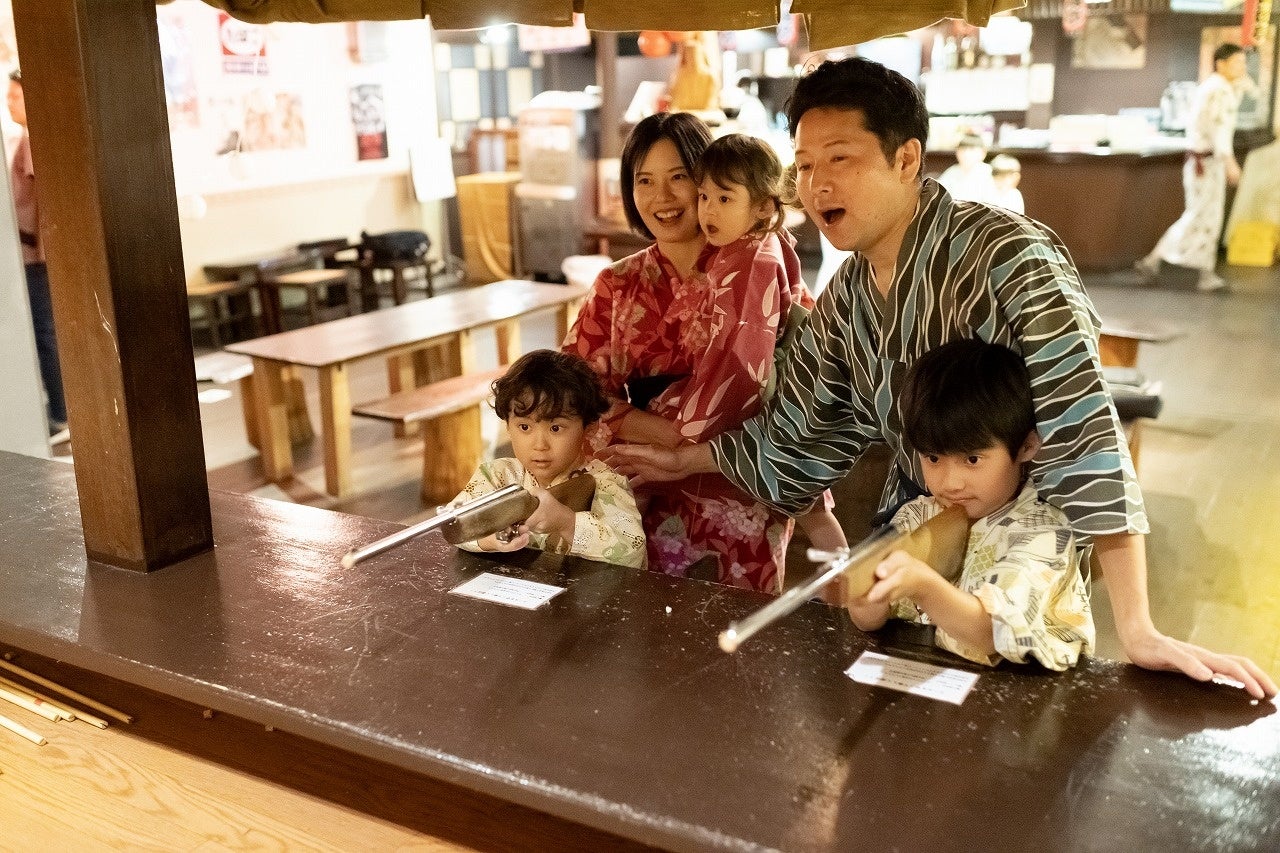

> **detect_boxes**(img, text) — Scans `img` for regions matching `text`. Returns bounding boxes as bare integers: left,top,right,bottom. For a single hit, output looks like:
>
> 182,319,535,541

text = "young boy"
846,339,1095,670
451,349,647,569
989,153,1025,214
690,133,846,553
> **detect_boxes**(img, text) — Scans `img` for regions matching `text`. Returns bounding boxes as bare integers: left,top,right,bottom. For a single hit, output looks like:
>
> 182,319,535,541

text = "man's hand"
617,410,682,449
600,442,716,487
1120,625,1277,700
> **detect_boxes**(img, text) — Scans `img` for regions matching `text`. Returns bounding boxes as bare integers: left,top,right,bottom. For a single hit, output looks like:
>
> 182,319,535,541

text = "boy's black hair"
900,339,1036,459
786,56,928,171
620,111,714,241
1213,42,1244,65
695,133,786,234
492,349,609,425
8,68,19,84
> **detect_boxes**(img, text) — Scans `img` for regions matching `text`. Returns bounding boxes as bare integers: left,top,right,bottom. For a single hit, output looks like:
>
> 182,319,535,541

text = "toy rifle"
718,504,971,653
340,472,597,569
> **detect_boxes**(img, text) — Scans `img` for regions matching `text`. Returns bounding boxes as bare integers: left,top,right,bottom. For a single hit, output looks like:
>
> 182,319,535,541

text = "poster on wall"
349,84,389,160
1200,25,1274,131
219,12,269,75
211,91,306,154
1071,15,1147,70
157,8,199,129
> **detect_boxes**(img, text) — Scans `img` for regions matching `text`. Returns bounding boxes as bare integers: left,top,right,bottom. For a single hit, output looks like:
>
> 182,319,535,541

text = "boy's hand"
475,529,530,552
520,487,577,543
864,550,945,605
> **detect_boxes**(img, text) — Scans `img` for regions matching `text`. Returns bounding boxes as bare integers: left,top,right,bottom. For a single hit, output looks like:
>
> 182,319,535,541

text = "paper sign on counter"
449,573,566,610
845,651,979,705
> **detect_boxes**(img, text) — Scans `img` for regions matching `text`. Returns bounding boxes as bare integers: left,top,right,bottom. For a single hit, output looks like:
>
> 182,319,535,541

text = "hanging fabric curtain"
201,0,1028,47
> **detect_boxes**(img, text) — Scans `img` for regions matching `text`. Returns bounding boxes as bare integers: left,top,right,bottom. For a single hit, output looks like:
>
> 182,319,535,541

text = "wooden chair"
187,280,258,348
353,366,506,502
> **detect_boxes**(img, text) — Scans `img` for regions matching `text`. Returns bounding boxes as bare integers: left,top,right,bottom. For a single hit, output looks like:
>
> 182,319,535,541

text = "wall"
1033,12,1266,115
157,2,441,283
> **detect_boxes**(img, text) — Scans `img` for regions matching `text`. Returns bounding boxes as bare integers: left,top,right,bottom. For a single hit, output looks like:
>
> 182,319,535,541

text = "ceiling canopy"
201,0,1026,51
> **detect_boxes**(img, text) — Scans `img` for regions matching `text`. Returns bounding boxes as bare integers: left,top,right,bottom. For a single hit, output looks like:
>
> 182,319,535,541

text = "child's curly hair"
695,133,787,235
492,350,609,424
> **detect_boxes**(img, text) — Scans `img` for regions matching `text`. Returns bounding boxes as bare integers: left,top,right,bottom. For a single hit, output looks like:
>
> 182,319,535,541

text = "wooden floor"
31,261,1280,848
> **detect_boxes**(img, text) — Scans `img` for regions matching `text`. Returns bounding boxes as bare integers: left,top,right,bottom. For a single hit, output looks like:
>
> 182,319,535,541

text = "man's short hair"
619,111,713,240
956,133,985,150
492,349,609,425
785,56,929,167
1213,42,1244,65
900,339,1036,459
8,68,20,84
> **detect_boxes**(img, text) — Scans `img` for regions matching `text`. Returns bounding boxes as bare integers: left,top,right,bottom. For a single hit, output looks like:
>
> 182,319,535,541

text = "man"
607,57,1275,699
1137,43,1251,293
8,68,69,442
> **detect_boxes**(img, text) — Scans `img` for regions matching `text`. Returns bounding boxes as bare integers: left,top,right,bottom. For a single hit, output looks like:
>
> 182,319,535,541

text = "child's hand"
476,528,530,552
520,487,577,543
864,550,941,604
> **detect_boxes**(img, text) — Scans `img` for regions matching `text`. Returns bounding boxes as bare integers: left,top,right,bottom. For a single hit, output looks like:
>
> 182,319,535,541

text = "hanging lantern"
638,30,673,57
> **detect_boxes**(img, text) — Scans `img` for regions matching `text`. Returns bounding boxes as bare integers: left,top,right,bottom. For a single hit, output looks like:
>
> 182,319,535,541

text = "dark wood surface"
226,280,586,368
12,0,212,571
929,147,1186,272
0,450,1275,852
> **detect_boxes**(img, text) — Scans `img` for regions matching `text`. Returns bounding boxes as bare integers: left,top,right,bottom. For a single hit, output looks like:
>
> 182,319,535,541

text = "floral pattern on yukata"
563,236,814,592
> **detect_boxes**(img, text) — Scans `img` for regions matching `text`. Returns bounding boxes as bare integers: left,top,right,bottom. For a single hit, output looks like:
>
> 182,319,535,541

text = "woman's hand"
617,409,683,449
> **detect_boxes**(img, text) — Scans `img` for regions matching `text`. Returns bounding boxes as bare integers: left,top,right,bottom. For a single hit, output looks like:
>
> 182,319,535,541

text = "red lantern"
638,30,672,58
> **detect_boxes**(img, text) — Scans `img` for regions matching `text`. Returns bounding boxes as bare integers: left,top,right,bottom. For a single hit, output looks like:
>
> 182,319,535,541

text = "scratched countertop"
0,451,1276,852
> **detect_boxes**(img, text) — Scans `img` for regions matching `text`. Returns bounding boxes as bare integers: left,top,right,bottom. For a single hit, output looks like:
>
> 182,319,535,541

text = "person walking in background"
7,68,68,442
1137,43,1252,293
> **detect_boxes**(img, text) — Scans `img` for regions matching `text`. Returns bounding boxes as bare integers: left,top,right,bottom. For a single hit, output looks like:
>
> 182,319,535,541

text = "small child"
692,132,846,553
451,349,647,569
989,153,1025,215
846,339,1095,670
938,133,996,204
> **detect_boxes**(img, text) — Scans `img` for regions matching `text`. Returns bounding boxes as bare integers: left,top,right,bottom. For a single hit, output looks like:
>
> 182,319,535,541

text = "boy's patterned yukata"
452,458,646,570
563,233,813,593
888,481,1095,670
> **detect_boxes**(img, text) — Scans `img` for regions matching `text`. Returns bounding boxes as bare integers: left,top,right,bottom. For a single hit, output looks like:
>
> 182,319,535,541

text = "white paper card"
845,651,979,705
449,573,566,610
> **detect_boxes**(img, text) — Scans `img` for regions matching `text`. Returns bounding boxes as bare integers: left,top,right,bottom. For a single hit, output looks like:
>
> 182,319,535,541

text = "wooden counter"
930,147,1187,272
0,451,1276,851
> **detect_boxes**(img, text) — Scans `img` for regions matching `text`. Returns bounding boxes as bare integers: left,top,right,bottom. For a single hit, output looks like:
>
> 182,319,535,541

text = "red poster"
219,12,269,75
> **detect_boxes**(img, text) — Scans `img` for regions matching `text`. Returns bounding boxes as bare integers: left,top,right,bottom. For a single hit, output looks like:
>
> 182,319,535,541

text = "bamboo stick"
0,674,107,728
0,682,62,722
0,711,46,745
0,658,132,724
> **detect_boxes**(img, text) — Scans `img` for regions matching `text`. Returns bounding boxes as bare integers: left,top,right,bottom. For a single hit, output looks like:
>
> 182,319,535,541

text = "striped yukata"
710,179,1149,542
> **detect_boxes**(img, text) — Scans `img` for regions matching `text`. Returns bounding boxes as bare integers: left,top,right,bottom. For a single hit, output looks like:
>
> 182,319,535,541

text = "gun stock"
340,472,597,568
719,504,970,653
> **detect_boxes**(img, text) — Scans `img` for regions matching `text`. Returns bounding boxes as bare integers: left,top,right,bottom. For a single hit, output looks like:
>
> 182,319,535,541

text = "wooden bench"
187,280,257,348
353,366,507,502
264,267,358,330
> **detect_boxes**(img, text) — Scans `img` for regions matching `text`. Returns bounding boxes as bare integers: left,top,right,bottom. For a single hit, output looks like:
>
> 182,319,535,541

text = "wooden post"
11,0,213,570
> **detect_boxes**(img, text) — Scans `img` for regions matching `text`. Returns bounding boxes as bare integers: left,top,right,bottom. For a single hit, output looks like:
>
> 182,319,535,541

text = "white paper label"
845,651,979,705
449,572,566,610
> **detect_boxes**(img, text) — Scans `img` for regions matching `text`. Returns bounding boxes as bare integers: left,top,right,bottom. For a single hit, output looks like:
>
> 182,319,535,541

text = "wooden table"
0,451,1276,852
225,280,587,498
1099,315,1185,369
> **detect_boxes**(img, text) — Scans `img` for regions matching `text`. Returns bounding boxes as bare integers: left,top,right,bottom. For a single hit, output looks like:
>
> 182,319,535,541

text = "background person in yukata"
1137,42,1252,293
563,113,837,593
605,57,1275,700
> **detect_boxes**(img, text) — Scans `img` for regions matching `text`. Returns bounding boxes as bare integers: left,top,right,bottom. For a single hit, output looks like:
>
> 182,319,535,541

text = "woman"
563,113,823,593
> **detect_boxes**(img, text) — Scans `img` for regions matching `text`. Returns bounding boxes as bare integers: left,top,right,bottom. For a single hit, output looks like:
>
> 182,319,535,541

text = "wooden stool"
262,268,357,330
187,280,257,348
353,367,506,503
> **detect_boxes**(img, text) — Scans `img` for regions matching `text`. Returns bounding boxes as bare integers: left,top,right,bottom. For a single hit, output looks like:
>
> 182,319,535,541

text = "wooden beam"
12,0,213,571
